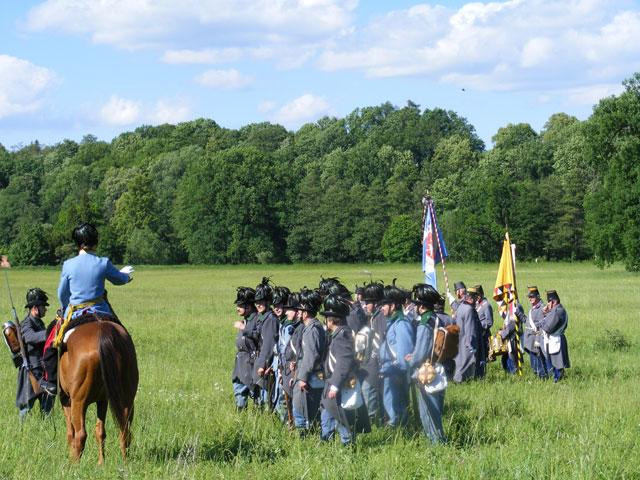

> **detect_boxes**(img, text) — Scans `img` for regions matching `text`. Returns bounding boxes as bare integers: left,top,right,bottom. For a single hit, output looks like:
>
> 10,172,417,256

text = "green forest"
1,74,639,271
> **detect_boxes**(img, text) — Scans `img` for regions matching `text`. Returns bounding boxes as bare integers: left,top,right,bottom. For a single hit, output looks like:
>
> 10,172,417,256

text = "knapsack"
432,320,460,363
354,325,373,364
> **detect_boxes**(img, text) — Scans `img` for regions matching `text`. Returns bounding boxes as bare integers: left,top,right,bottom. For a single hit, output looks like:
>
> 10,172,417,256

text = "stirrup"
40,380,57,396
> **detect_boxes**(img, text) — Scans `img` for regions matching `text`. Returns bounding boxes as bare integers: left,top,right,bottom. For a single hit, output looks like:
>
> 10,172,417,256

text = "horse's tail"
98,321,137,432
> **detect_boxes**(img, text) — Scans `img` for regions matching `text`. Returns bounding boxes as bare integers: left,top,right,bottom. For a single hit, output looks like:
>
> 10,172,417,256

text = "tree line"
1,74,639,271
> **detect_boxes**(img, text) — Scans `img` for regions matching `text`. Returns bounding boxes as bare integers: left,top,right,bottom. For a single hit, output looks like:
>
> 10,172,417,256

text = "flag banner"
493,232,522,374
422,204,436,288
422,200,448,288
493,234,517,319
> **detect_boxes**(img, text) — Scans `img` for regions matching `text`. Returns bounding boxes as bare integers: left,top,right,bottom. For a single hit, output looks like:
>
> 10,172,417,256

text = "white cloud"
0,55,57,119
195,69,253,89
272,94,331,127
564,83,624,106
25,0,356,50
148,98,191,124
316,0,640,93
258,100,276,114
99,96,141,125
161,48,242,64
98,95,193,126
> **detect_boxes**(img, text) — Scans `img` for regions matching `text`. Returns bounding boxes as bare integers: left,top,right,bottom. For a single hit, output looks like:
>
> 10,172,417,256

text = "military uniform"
541,293,570,382
407,311,446,443
292,317,326,431
520,289,547,378
320,324,357,445
361,307,385,424
58,250,130,320
232,311,259,408
498,303,524,374
16,313,54,418
475,296,493,378
346,301,367,334
453,299,480,383
379,310,414,427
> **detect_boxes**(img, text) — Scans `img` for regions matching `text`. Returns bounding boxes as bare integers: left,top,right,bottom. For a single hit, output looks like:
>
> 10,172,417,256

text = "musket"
2,257,42,395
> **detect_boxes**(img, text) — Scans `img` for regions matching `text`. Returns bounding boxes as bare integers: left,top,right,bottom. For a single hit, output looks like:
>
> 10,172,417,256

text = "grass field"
0,262,638,479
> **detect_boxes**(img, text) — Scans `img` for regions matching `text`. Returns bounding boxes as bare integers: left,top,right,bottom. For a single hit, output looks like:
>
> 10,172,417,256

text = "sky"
2,0,640,150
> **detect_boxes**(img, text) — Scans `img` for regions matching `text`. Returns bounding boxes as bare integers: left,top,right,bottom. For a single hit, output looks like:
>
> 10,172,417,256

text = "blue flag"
422,201,448,288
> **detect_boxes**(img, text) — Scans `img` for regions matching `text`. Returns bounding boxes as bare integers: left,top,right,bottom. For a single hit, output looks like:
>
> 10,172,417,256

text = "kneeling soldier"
320,293,357,445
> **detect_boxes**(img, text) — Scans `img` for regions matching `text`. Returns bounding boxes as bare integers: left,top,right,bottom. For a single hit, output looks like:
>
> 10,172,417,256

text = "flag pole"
428,197,451,299
506,232,523,376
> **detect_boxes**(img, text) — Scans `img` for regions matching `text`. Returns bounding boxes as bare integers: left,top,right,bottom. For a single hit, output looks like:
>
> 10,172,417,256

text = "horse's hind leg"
70,399,88,461
119,404,134,459
63,404,75,457
95,400,108,465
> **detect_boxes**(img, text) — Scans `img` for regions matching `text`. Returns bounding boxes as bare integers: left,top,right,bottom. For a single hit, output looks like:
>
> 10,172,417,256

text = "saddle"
52,311,121,349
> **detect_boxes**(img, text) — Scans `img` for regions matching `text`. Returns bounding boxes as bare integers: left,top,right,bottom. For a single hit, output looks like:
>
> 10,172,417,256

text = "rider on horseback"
41,223,134,394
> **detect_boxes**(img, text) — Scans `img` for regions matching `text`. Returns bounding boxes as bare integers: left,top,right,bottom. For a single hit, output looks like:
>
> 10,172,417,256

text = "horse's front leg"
95,400,108,465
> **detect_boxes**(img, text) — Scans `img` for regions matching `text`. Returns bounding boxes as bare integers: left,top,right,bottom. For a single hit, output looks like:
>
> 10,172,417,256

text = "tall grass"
0,262,638,479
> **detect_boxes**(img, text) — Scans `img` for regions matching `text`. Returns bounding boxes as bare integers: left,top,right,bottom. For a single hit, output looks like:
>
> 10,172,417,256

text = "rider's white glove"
120,265,135,276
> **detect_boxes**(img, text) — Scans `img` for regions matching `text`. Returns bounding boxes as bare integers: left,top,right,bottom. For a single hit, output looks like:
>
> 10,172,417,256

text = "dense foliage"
1,75,639,270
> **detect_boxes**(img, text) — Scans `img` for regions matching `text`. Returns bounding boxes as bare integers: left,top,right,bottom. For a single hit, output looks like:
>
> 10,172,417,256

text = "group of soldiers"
231,276,571,445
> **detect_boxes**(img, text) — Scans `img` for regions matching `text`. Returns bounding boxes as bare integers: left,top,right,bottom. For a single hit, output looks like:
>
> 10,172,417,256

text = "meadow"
0,262,638,479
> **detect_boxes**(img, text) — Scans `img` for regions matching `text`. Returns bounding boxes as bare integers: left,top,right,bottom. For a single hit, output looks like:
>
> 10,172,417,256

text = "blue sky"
2,0,640,149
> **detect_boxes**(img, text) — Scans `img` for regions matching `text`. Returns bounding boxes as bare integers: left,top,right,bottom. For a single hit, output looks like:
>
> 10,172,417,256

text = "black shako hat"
234,287,256,306
527,286,540,298
284,292,301,310
412,283,442,309
318,276,341,297
454,281,466,291
320,293,350,318
72,222,98,248
363,282,384,304
328,282,352,300
254,277,273,304
355,285,364,295
25,288,49,308
272,286,291,308
546,289,560,303
298,288,322,315
380,279,405,306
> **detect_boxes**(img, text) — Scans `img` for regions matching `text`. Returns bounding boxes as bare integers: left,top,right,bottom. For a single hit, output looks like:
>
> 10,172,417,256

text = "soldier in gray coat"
16,288,54,419
541,290,570,382
292,289,326,434
361,282,386,426
519,286,548,378
474,285,493,378
253,278,279,407
232,287,259,410
320,294,357,446
453,289,481,383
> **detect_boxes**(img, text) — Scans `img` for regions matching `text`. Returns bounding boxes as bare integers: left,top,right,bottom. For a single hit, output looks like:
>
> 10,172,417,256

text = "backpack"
432,319,460,363
354,325,373,364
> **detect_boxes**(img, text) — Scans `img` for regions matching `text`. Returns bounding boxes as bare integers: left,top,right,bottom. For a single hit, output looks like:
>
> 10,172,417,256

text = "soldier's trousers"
414,384,446,443
292,385,322,430
382,372,409,427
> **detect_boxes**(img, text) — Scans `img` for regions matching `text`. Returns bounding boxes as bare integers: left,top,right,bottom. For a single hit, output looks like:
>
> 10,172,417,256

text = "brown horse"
59,318,138,464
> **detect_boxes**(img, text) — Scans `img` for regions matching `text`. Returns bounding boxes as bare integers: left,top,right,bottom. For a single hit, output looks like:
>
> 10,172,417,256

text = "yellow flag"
493,232,517,316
